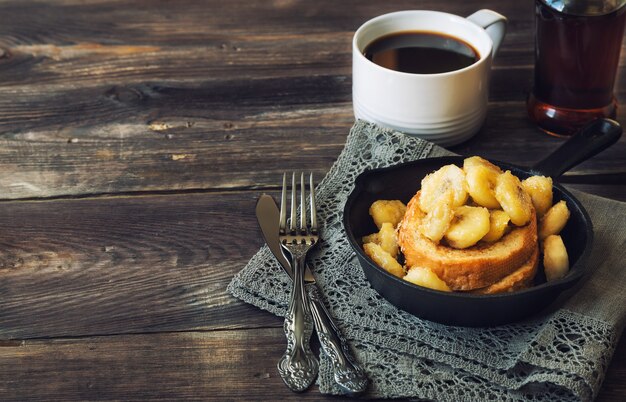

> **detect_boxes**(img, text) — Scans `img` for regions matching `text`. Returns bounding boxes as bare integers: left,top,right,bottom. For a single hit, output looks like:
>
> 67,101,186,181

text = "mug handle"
466,9,508,57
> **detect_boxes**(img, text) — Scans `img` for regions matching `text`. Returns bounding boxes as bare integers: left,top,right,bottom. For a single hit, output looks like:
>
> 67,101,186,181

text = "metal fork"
277,172,319,392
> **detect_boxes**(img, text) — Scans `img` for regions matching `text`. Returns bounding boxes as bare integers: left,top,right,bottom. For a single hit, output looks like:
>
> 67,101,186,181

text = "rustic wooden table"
0,0,624,400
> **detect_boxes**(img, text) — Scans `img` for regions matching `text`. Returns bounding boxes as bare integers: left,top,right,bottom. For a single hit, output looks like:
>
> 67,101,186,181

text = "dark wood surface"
0,0,624,400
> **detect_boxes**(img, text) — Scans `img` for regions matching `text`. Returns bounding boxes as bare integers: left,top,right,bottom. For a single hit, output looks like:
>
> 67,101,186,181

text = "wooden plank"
452,102,626,173
4,0,626,91
1,184,625,340
0,88,623,199
0,191,280,339
0,1,623,199
0,328,623,401
0,0,534,48
0,100,354,199
565,184,626,202
0,329,304,401
5,66,626,132
0,35,355,88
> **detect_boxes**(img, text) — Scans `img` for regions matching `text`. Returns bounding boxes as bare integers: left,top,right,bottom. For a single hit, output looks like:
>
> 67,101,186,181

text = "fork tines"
279,172,317,237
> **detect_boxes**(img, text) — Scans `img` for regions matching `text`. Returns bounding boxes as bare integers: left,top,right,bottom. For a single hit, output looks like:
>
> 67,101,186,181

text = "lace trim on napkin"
227,120,620,401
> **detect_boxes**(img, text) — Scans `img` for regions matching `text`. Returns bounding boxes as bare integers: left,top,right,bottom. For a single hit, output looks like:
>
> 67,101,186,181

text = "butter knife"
256,194,368,395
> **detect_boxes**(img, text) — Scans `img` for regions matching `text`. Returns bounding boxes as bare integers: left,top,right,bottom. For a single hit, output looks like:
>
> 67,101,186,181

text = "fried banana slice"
538,200,570,240
418,191,454,243
363,242,405,278
463,156,503,173
464,156,502,209
444,205,490,249
482,209,511,243
522,175,553,217
419,164,468,213
403,267,451,292
465,165,501,209
495,170,533,226
543,235,569,281
362,221,400,258
369,200,407,229
362,232,378,244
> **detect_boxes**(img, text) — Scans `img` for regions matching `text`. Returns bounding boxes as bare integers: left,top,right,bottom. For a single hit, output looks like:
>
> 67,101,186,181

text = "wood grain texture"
565,184,626,202
0,0,624,400
0,191,278,339
0,328,623,401
1,186,624,340
0,0,622,199
0,329,304,401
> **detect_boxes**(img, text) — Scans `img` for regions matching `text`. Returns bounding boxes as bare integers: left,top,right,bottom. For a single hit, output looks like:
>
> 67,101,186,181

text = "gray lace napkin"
227,120,626,401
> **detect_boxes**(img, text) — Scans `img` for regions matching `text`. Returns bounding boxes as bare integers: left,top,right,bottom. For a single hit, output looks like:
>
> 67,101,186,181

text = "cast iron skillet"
343,118,622,327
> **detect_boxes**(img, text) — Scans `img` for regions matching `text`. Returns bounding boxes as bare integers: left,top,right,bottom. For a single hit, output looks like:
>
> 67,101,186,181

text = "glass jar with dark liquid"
528,0,626,136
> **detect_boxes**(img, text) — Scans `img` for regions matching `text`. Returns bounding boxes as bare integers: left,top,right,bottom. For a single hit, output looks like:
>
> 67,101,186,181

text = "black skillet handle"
531,118,622,178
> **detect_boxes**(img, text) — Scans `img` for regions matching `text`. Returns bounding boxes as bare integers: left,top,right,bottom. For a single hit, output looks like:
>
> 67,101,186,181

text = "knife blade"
255,194,369,395
256,194,315,282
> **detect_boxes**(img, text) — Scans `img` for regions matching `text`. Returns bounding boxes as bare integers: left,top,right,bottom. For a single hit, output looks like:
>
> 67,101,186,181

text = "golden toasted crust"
470,246,539,294
397,191,538,291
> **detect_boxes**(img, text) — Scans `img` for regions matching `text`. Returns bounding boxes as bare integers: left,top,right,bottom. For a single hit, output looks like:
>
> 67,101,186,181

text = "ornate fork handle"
277,247,319,392
307,284,369,395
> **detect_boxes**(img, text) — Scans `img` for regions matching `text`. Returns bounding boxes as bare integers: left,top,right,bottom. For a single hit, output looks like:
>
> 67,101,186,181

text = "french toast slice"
398,191,538,291
470,246,539,294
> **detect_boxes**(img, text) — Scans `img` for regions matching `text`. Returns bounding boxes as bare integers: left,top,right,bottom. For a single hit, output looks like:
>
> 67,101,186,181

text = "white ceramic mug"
352,10,507,146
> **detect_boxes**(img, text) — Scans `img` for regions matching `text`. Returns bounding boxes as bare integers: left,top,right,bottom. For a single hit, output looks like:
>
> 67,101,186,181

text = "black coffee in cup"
363,31,480,74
